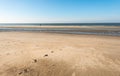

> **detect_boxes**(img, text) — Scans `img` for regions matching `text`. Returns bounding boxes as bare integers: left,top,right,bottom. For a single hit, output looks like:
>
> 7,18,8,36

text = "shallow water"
0,28,120,36
0,24,120,36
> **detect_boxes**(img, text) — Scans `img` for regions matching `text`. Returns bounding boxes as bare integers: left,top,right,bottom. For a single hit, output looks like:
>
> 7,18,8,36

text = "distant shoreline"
0,23,120,26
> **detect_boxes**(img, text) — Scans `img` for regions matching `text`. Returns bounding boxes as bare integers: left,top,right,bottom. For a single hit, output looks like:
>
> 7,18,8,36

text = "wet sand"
0,26,120,36
0,32,120,76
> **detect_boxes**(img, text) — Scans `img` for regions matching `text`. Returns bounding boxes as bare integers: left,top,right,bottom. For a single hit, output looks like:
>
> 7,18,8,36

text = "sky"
0,0,120,23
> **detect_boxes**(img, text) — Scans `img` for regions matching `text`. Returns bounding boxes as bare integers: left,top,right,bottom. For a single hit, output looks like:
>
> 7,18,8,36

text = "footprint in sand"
18,68,30,75
51,51,54,53
33,59,37,63
44,54,48,57
18,72,23,75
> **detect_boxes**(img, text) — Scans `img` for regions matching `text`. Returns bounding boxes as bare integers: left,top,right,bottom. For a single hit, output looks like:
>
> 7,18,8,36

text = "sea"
0,23,120,36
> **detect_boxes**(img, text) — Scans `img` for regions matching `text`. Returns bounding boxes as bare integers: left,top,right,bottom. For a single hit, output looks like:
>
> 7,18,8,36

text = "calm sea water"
0,23,120,26
0,23,120,36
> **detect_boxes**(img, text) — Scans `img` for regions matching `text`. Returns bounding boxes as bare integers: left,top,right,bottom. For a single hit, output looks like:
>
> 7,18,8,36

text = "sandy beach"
0,32,120,76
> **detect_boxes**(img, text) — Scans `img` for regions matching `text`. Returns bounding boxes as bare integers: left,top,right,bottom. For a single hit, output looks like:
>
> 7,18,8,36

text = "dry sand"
0,32,120,76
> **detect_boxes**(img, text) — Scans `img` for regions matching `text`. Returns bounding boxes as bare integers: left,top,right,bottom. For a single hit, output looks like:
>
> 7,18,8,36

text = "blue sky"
0,0,120,23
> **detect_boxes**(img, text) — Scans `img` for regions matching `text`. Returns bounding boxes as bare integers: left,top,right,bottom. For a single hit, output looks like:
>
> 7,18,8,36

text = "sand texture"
0,32,120,76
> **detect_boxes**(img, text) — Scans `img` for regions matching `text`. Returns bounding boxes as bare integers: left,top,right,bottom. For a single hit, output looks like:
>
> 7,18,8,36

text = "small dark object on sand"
44,54,48,57
33,59,37,63
18,72,23,75
51,51,54,53
24,69,29,73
